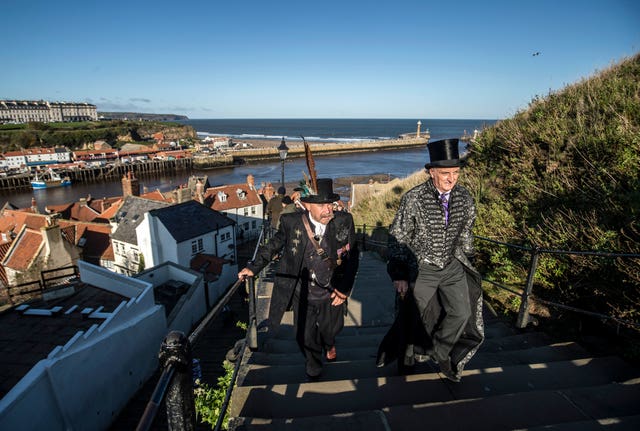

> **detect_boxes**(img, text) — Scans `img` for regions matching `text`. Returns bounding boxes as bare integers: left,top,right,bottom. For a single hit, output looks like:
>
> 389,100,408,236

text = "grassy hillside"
0,120,197,152
352,53,640,327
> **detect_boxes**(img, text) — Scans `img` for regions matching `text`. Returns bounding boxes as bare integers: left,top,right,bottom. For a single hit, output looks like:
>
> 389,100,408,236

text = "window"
251,206,256,215
252,220,257,228
243,208,249,216
221,232,231,242
191,238,204,254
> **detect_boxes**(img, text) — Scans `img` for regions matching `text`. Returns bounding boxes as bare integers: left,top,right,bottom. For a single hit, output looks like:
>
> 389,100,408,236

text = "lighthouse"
416,120,422,138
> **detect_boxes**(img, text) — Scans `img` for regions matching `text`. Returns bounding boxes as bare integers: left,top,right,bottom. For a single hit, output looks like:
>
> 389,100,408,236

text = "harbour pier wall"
193,137,429,168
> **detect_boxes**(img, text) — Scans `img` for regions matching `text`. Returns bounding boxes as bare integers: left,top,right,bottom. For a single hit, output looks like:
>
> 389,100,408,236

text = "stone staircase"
228,252,640,430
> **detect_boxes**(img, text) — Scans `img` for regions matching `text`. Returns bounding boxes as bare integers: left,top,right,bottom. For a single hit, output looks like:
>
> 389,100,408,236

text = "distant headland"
98,112,189,121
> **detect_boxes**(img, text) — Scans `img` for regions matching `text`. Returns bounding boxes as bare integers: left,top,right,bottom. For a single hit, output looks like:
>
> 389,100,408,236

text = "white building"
2,151,27,170
203,178,264,243
23,147,72,166
136,200,237,289
0,100,98,123
110,196,171,276
0,258,222,430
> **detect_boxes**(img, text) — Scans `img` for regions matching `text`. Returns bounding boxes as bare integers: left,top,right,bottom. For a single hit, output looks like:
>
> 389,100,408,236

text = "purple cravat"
440,193,449,225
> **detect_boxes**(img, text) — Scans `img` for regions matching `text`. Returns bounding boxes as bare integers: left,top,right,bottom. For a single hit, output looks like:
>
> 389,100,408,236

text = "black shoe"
305,372,321,382
438,359,461,383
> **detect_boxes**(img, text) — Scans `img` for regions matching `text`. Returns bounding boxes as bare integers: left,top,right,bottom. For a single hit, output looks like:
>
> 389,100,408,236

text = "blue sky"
2,0,638,119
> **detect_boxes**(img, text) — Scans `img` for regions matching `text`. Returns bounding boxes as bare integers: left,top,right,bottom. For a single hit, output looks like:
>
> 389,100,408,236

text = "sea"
4,119,498,211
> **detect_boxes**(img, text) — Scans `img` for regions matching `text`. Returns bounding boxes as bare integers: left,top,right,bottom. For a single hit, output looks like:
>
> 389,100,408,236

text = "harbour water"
2,118,498,211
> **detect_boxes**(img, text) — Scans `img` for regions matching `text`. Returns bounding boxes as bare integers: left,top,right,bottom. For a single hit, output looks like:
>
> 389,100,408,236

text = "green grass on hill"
0,120,195,152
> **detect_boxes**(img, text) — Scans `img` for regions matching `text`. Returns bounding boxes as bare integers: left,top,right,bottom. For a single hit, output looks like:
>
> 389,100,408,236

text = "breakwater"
193,137,429,168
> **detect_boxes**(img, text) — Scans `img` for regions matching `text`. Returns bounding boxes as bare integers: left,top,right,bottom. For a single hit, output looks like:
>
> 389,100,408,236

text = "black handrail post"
247,277,258,350
516,246,540,329
362,224,367,251
159,331,196,431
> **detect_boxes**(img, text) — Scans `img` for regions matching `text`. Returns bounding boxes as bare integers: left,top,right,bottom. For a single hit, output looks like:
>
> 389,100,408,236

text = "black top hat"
425,138,462,169
300,178,340,204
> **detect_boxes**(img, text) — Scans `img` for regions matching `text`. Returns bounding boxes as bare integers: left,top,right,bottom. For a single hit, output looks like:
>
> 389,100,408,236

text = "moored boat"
31,169,72,189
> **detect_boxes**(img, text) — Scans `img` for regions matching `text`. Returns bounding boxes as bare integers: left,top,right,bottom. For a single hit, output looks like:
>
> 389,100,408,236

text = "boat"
31,168,72,189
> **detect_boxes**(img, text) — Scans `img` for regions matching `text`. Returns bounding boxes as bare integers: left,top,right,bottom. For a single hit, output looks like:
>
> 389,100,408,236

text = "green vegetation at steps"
194,361,234,429
0,120,197,152
351,53,640,330
194,321,247,429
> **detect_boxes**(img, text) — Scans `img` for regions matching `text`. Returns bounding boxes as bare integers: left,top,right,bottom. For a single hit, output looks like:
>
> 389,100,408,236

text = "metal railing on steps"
135,227,266,431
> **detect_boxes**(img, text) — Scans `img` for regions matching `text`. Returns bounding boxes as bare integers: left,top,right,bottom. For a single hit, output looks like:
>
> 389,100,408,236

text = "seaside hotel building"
0,100,98,123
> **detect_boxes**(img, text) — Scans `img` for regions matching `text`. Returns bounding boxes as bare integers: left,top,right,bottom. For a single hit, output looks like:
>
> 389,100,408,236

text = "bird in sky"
532,51,541,56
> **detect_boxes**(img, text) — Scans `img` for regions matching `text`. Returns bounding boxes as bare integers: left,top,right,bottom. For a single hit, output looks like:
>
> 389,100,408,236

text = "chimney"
41,222,65,257
122,170,140,197
176,187,191,203
31,197,38,213
247,174,255,190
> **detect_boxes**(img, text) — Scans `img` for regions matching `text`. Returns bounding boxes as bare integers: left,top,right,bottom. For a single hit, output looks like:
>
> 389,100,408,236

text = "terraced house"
0,100,98,123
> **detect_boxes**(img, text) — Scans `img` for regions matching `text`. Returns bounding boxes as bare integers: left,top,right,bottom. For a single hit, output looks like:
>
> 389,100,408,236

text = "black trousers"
293,291,345,377
413,259,471,364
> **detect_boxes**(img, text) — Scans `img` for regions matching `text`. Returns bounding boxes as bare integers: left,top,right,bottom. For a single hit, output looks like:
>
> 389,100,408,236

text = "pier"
194,136,429,168
0,158,193,192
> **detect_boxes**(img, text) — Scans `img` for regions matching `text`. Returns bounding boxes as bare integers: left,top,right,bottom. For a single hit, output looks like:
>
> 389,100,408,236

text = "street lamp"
277,137,289,187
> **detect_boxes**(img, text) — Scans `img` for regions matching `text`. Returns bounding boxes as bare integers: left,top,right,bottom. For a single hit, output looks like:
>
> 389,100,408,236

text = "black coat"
377,261,484,375
247,210,359,329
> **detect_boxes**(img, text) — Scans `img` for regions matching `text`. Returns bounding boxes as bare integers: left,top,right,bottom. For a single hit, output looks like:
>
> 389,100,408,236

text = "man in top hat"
385,138,484,382
239,178,359,380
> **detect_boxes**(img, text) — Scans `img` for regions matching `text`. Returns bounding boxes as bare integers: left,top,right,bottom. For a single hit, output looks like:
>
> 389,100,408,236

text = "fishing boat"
31,168,72,189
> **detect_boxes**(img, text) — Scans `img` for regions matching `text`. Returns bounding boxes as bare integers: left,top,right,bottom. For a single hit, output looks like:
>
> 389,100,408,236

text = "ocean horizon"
180,118,498,143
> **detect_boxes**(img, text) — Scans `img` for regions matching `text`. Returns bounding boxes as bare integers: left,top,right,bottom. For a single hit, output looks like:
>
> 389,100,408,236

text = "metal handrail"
474,235,640,258
135,279,244,431
354,225,640,330
473,235,640,330
135,226,266,431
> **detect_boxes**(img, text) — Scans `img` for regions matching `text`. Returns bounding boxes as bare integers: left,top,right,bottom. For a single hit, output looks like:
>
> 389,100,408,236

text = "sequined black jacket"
387,179,476,281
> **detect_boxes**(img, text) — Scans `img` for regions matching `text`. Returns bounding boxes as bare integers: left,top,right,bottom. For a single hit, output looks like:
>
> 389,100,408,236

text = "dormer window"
236,188,247,200
217,191,227,202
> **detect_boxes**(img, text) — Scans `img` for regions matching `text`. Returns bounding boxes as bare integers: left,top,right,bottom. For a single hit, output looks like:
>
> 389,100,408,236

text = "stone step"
272,316,514,340
479,331,554,352
247,346,377,366
522,414,640,431
467,341,592,368
260,318,517,354
239,342,593,386
261,332,383,354
230,356,639,419
383,379,640,431
230,381,640,430
269,323,391,340
229,411,390,431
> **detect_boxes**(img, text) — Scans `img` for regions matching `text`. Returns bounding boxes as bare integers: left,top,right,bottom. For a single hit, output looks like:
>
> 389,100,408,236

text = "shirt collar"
308,214,326,236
